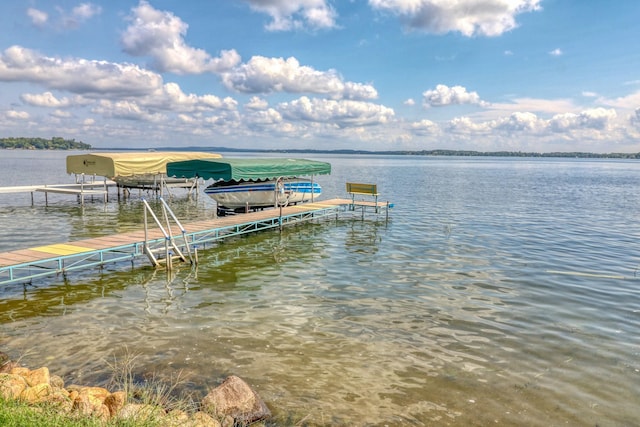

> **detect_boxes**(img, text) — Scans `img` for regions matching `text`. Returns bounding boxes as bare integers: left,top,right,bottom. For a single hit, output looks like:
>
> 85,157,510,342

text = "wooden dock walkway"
0,198,391,285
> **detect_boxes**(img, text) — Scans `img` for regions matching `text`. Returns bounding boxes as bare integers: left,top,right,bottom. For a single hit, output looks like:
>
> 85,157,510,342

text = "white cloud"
62,3,102,28
27,8,48,27
630,108,640,127
549,48,563,56
21,91,73,108
479,97,578,120
410,119,439,135
415,107,622,150
594,90,640,111
423,84,487,107
0,45,164,96
278,96,394,127
121,1,241,74
493,111,543,132
92,99,166,122
447,116,492,134
72,3,102,20
244,0,337,31
6,110,30,120
141,83,238,113
50,109,72,118
221,56,378,100
549,108,617,132
369,0,542,37
404,98,416,106
245,96,270,110
246,108,284,128
29,3,102,30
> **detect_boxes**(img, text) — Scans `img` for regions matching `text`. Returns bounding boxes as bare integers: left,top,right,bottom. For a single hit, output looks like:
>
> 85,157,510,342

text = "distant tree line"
200,146,640,159
0,137,91,150
401,150,640,159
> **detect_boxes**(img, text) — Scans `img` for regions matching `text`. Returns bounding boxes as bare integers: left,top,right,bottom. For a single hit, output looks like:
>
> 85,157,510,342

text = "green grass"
0,397,147,427
0,348,191,427
0,347,285,426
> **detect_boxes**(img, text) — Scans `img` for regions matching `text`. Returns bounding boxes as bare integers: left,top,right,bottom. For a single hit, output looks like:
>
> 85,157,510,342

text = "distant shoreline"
91,146,640,159
2,144,640,159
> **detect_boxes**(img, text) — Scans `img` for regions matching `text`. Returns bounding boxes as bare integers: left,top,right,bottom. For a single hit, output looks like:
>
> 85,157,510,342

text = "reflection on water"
1,152,640,425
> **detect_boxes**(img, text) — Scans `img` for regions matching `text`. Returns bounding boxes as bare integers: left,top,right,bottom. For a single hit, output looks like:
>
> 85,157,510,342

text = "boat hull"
205,179,321,210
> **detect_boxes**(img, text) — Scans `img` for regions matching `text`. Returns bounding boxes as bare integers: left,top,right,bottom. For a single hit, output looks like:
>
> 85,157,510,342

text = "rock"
0,373,27,399
47,388,74,413
117,403,165,423
0,361,19,373
23,366,50,387
165,409,222,427
21,383,53,404
10,367,30,377
104,390,127,417
0,352,15,373
68,389,79,403
79,386,111,403
191,410,223,427
72,386,112,419
50,374,65,389
164,409,191,426
201,375,271,424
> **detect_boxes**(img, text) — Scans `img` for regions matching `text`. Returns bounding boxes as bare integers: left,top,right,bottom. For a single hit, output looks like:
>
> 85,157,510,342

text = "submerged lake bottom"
1,151,639,426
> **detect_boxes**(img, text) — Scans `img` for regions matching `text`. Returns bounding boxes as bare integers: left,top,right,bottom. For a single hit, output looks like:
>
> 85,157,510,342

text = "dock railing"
141,197,192,270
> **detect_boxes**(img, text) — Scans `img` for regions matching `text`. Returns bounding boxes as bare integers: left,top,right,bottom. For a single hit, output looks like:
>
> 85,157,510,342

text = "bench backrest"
346,182,378,195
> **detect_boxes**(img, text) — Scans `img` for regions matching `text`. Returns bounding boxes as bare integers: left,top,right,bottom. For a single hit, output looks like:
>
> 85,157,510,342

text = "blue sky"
1,0,639,152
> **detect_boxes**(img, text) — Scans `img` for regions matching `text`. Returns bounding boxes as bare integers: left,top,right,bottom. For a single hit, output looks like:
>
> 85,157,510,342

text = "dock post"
80,177,85,207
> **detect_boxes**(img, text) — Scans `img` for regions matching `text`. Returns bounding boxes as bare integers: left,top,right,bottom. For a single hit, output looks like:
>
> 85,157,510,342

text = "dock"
0,177,200,206
0,180,116,205
0,198,392,285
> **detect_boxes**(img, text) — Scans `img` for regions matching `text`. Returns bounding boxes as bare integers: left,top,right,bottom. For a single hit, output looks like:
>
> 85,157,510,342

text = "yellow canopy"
66,152,222,179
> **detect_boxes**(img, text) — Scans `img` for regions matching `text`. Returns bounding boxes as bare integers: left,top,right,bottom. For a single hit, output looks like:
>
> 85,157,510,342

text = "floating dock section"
0,197,391,285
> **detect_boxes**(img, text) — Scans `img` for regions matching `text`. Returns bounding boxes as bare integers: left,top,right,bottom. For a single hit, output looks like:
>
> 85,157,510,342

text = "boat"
66,151,222,189
166,157,331,212
205,178,321,210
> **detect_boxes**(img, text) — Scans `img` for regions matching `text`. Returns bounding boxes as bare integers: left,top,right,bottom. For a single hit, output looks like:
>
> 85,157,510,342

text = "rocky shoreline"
0,351,271,426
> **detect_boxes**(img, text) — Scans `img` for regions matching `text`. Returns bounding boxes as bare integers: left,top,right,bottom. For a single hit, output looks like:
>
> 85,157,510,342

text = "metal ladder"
141,197,195,270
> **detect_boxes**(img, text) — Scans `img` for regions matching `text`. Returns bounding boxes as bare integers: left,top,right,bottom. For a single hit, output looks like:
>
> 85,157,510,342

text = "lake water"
0,150,639,426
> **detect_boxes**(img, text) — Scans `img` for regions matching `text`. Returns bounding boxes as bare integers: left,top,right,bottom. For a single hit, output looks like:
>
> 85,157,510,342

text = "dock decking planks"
0,198,390,283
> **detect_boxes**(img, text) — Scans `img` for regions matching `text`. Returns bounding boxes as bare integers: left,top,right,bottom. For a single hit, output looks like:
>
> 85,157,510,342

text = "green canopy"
166,158,331,181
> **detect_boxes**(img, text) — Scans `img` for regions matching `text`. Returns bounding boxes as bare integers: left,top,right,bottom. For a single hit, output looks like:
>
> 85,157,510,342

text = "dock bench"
346,182,379,210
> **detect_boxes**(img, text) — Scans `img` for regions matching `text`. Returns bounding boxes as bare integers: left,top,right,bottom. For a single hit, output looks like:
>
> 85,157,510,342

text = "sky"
0,0,639,152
